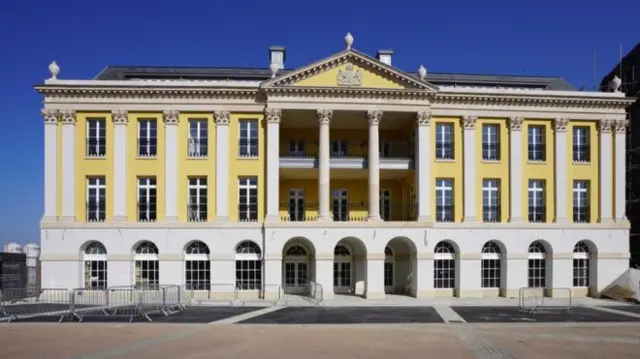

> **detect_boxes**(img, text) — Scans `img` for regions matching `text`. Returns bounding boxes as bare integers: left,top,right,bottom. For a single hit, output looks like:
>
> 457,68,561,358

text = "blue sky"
0,0,638,244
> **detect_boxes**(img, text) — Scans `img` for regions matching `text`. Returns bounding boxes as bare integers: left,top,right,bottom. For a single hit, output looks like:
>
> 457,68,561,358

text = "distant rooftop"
94,65,577,91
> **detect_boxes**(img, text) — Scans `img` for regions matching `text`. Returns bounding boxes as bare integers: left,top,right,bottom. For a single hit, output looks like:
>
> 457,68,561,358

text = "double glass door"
333,261,352,293
284,261,309,293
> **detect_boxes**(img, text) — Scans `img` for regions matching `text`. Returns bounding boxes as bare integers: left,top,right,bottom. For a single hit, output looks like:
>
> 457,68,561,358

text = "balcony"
279,202,417,222
279,143,413,170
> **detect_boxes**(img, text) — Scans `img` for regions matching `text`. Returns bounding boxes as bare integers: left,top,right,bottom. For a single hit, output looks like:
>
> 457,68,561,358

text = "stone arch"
234,240,262,291
81,240,108,290
283,237,316,257
183,240,210,256
527,239,552,291
433,240,458,294
481,240,506,295
184,241,211,291
131,240,159,256
333,237,367,296
383,236,418,297
132,240,159,290
573,240,598,296
282,237,316,294
81,240,107,256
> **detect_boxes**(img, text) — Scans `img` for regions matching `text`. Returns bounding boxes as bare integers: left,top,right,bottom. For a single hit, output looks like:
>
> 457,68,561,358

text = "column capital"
598,119,614,133
111,109,128,125
461,115,477,130
508,116,524,131
416,110,432,126
163,109,180,125
265,108,282,124
317,109,333,125
214,110,230,126
553,117,569,132
42,109,59,124
614,119,628,133
60,109,76,125
366,109,383,126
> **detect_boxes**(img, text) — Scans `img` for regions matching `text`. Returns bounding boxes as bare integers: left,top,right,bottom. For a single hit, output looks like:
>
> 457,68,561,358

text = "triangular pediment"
262,49,438,92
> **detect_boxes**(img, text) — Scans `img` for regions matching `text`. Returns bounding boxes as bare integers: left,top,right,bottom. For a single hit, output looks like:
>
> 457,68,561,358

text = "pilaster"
43,109,59,222
163,109,179,222
112,110,128,222
415,111,432,221
365,257,385,299
553,118,570,223
508,117,524,222
367,110,382,221
265,108,281,222
462,116,477,222
60,109,76,222
614,119,628,222
315,258,334,299
317,109,333,221
214,110,230,221
599,119,614,223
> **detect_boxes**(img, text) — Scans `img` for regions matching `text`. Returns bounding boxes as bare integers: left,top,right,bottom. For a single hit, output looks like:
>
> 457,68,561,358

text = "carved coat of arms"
337,64,362,87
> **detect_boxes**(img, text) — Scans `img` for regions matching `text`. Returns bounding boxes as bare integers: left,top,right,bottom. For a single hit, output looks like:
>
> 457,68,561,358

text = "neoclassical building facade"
37,34,634,299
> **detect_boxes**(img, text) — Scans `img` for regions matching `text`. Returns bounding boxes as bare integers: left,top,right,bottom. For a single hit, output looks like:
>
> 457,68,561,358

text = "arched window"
185,241,210,291
384,246,394,289
334,245,351,256
481,242,502,289
285,245,308,256
528,241,547,288
83,242,107,289
434,241,456,289
573,242,591,287
235,241,262,290
134,241,159,290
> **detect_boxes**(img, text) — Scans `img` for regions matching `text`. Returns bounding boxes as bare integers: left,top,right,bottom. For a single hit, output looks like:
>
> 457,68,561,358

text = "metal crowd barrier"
185,283,325,306
0,285,188,323
518,287,573,315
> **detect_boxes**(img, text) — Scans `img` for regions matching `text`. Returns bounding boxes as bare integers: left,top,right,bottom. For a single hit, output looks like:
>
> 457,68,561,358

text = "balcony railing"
188,138,208,158
573,206,590,223
482,205,501,222
330,150,367,158
137,202,157,222
279,202,417,222
482,143,500,161
86,139,106,158
572,146,590,163
528,206,546,223
187,203,208,222
86,202,106,222
527,144,546,162
238,139,258,158
137,139,158,158
280,150,318,157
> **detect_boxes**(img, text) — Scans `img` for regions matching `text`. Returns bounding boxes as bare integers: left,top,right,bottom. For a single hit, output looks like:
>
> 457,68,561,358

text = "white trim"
463,122,476,222
215,120,229,219
188,177,208,222
137,119,157,157
44,121,57,219
266,119,280,219
165,121,178,220
614,130,626,221
238,177,258,221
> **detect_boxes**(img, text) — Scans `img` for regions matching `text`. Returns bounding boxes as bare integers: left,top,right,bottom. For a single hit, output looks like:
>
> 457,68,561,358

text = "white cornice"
42,79,262,87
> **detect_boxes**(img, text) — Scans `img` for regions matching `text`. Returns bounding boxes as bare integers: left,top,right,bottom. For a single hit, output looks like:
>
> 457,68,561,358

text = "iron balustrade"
137,138,158,158
572,145,590,163
187,138,208,158
573,206,590,223
528,144,546,161
280,149,318,158
435,205,454,222
330,150,367,158
435,142,454,160
528,206,546,222
187,203,208,222
483,205,501,222
86,139,106,157
482,143,500,161
238,139,258,157
137,202,157,222
86,202,106,222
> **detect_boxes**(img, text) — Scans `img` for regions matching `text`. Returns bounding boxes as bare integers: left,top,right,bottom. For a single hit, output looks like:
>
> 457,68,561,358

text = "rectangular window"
86,118,106,157
527,125,545,161
572,127,590,163
331,140,348,157
137,177,157,222
573,180,590,223
239,120,258,157
528,179,546,222
188,119,208,158
482,179,500,222
188,177,207,222
332,189,349,221
435,123,454,160
380,190,391,221
87,176,106,222
288,140,305,156
288,189,305,221
238,177,258,222
482,124,500,161
435,178,453,222
138,119,157,157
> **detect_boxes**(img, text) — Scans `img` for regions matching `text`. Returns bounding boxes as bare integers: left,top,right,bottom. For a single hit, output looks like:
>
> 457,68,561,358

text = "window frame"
238,177,258,222
482,124,500,161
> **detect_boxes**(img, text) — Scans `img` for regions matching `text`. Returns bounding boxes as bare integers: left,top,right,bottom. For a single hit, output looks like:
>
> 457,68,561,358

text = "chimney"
269,46,286,70
376,49,394,66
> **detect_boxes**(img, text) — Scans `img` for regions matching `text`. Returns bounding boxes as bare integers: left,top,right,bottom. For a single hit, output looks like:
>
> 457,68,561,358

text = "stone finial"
269,62,279,78
418,65,427,80
461,115,477,130
366,110,383,126
345,32,354,50
42,109,59,124
609,76,622,92
163,109,180,125
416,111,432,126
508,116,524,131
317,109,333,125
265,108,282,123
111,110,128,125
553,117,570,132
214,110,230,126
48,61,60,80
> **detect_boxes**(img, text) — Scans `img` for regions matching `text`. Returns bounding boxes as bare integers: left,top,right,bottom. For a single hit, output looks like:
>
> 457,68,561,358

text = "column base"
41,215,58,223
598,217,614,224
463,216,478,223
111,215,128,222
417,214,432,222
317,215,332,222
164,216,179,223
58,216,76,223
264,214,280,222
212,216,229,223
508,217,526,224
553,217,572,225
367,214,382,222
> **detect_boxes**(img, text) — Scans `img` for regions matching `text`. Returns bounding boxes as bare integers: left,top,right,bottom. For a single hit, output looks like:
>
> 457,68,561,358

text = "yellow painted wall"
293,61,405,89
177,114,216,222
567,121,599,223
126,113,166,222
74,112,114,221
432,118,463,222
475,119,510,222
522,120,555,222
228,113,265,221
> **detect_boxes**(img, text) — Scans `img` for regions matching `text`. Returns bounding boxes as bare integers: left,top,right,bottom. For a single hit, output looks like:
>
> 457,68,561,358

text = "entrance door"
333,261,352,294
284,261,309,294
384,261,394,293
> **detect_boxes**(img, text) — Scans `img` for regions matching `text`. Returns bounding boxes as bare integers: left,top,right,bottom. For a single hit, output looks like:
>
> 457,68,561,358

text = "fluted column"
462,116,477,222
43,109,59,221
317,109,333,221
163,110,180,222
553,118,570,223
214,110,230,221
367,110,382,221
614,119,628,221
508,117,524,222
112,110,128,221
599,119,614,223
60,109,76,221
415,111,432,221
266,108,282,221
